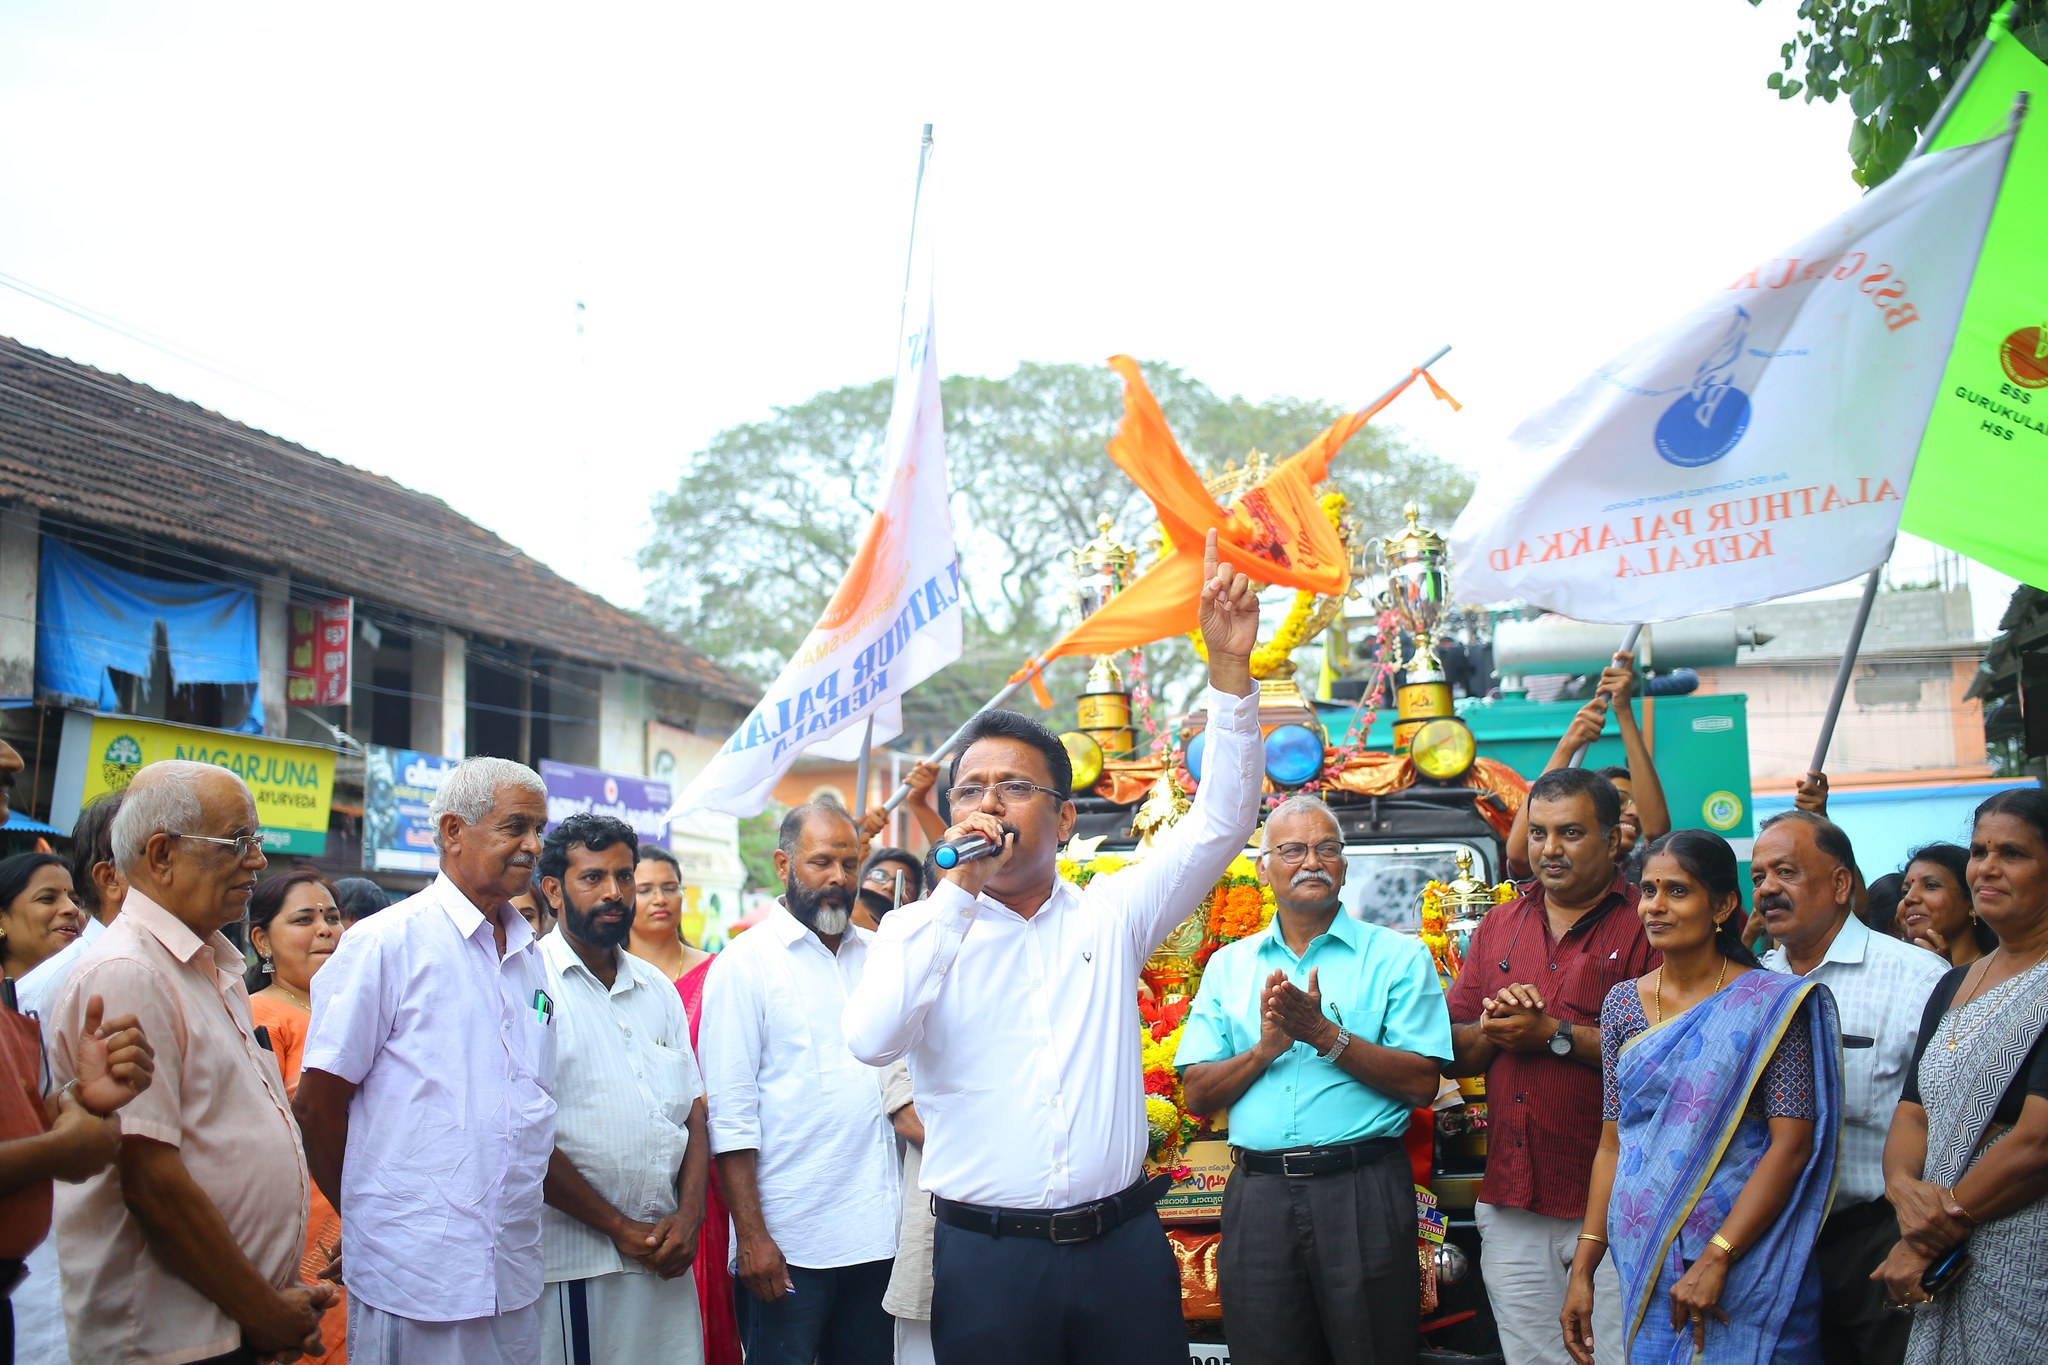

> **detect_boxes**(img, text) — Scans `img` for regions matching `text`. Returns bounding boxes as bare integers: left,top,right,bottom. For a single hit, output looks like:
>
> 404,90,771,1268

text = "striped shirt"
538,930,703,1282
1763,913,1945,1205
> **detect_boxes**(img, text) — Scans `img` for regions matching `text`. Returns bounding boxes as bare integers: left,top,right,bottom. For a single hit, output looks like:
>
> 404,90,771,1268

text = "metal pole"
1353,345,1450,421
1809,566,1882,774
853,714,875,818
1571,623,1644,766
853,123,932,825
879,664,1040,814
1908,4,2011,158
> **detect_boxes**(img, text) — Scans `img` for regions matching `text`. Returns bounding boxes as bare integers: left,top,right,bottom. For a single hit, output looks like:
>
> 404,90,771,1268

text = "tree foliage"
1755,0,2047,186
640,361,1471,746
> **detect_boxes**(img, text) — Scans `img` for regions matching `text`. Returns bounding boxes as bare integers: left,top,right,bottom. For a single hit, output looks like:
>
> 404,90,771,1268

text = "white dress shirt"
1764,912,1947,1205
303,873,557,1321
538,928,704,1283
843,684,1262,1210
699,906,898,1268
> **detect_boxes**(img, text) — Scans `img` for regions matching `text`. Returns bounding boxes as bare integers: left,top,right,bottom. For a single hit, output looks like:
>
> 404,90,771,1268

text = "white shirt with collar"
1763,911,1947,1205
842,684,1263,1210
698,905,898,1268
303,872,558,1321
538,927,704,1282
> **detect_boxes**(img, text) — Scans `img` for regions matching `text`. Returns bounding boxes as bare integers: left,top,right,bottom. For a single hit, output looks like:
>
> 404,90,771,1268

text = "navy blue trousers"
930,1208,1184,1365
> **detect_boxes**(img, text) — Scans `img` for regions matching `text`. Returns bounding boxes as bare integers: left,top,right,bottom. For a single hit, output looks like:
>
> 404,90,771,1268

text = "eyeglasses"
946,781,1066,809
173,832,267,861
1265,840,1344,867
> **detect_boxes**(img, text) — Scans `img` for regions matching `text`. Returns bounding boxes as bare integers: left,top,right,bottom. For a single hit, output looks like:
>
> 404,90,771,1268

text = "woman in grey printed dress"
1874,787,2048,1363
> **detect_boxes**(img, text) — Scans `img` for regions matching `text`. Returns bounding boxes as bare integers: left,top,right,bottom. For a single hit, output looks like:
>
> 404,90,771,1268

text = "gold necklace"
1654,956,1729,1026
270,980,312,1012
1947,948,2048,1050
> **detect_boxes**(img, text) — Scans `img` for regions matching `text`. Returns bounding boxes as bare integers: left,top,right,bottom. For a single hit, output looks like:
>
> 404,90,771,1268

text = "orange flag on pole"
1013,354,1455,702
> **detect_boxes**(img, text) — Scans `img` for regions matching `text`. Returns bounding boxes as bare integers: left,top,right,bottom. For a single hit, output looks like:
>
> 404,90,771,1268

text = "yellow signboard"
54,711,335,855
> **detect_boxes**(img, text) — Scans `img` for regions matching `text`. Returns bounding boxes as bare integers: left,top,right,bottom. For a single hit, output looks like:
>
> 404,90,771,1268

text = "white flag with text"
670,148,961,817
1451,132,2011,623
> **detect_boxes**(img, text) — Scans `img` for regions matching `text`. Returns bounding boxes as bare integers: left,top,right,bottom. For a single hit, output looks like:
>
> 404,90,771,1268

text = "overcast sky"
0,0,2015,638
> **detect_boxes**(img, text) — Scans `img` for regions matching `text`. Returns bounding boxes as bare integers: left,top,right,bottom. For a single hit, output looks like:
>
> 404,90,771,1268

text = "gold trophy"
1070,515,1138,758
1379,504,1457,755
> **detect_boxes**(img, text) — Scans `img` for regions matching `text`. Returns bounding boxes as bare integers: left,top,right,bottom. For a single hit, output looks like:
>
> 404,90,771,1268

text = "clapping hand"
1480,985,1555,1052
1264,969,1334,1052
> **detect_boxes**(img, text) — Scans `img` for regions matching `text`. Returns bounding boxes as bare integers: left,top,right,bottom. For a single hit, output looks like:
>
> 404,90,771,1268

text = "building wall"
1695,651,1986,784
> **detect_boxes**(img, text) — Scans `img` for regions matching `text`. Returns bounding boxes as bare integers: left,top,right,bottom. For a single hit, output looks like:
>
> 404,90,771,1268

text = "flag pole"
1571,623,1644,766
1794,5,2010,784
853,122,935,824
853,715,875,818
1808,566,1882,775
1911,1,2014,156
878,661,1043,815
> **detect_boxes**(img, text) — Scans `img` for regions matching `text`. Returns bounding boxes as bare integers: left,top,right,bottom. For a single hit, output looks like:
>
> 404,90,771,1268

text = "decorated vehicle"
1045,493,1756,1364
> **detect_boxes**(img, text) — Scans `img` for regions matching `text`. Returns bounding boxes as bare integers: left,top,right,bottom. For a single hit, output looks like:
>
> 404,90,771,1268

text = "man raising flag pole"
668,125,961,820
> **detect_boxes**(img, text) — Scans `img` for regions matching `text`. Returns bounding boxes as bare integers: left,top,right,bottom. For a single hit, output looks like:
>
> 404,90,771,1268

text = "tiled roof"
0,335,756,706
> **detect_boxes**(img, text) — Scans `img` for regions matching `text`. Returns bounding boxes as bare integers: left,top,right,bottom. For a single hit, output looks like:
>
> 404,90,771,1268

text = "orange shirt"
250,991,347,1364
0,1004,51,1259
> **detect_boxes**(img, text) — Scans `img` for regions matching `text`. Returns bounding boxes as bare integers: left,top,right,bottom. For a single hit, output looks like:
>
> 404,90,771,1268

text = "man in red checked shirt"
1443,766,1659,1365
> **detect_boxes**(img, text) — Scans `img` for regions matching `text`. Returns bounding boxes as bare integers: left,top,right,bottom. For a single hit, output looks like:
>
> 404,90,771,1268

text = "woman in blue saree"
1562,829,1842,1364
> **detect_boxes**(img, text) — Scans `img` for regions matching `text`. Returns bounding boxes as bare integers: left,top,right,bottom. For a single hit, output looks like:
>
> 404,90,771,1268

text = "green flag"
1900,14,2048,588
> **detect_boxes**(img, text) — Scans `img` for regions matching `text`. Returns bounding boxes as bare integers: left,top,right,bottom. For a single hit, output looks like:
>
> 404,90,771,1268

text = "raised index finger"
1204,528,1220,583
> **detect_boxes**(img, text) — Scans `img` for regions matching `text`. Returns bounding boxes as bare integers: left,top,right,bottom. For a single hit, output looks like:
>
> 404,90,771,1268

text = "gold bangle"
1944,1188,1979,1227
1709,1233,1739,1261
1575,1232,1607,1246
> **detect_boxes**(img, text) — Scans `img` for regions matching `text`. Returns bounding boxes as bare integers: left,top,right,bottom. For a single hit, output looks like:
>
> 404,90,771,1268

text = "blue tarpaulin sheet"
35,540,264,732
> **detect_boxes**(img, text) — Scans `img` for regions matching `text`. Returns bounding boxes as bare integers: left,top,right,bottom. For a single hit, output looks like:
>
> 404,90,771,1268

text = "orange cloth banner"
1013,358,1456,691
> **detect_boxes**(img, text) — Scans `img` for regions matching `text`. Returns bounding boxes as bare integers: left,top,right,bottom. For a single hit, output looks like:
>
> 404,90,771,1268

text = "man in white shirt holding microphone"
844,531,1263,1365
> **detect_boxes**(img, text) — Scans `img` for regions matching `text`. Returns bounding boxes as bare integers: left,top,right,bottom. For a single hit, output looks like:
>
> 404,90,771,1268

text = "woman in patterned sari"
1564,829,1841,1364
1873,788,2048,1363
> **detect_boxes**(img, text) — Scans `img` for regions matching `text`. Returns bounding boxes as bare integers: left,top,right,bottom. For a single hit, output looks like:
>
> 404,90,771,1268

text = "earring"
1970,908,1980,923
260,955,274,976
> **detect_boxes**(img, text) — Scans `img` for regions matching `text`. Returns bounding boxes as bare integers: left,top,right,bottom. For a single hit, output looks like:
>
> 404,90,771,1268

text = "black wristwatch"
1548,1020,1574,1056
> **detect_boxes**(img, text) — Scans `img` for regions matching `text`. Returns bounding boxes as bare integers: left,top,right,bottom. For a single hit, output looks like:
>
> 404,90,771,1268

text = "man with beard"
699,802,898,1365
1178,794,1451,1365
1444,766,1656,1365
1753,810,1943,1365
297,756,557,1365
535,813,709,1365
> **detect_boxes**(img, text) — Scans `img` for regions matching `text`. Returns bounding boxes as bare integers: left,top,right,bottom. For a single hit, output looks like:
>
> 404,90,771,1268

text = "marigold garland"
1059,850,1275,1173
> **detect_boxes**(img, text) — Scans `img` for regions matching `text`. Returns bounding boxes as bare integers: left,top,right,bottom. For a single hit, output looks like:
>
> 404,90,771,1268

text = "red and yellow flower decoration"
1058,849,1278,1174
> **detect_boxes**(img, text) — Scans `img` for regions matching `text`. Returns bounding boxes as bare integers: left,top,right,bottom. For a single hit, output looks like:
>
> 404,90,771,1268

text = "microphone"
932,825,1015,869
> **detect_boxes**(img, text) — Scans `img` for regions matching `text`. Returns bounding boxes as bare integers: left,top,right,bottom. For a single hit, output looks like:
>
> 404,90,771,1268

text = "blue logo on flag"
1655,308,1753,468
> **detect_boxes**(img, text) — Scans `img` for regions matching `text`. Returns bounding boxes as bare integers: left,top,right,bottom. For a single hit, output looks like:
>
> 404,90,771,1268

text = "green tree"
1756,0,2047,186
639,360,1471,748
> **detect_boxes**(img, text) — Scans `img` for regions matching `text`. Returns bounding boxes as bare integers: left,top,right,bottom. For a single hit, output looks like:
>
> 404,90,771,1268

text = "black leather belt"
1232,1135,1403,1178
931,1174,1170,1244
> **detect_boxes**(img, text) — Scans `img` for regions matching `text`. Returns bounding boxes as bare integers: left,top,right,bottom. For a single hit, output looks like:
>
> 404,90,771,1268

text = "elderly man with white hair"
295,756,557,1365
49,759,335,1364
